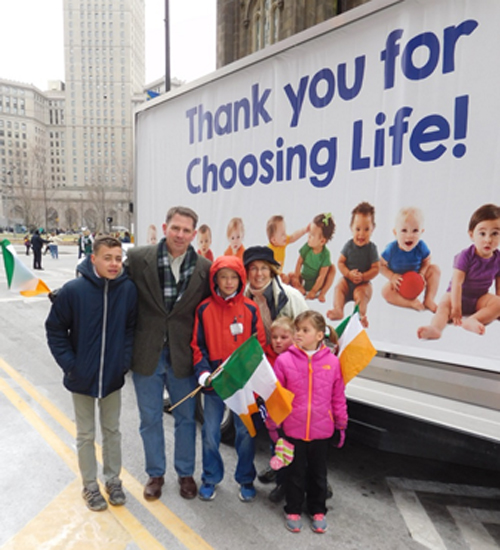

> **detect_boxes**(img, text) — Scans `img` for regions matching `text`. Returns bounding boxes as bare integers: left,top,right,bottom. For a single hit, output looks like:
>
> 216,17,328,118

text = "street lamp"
79,193,84,229
1,176,13,233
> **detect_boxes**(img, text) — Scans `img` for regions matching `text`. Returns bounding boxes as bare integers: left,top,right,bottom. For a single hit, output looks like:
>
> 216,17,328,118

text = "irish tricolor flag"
336,306,377,384
211,336,294,437
1,239,50,296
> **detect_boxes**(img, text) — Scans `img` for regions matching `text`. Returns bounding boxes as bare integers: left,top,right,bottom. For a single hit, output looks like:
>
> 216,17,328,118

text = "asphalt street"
0,244,499,550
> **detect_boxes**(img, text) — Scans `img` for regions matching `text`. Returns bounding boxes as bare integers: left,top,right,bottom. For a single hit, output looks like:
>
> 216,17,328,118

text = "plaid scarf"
157,239,198,313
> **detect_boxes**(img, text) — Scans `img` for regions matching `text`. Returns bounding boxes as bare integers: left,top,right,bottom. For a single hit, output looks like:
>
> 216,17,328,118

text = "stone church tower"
217,0,372,68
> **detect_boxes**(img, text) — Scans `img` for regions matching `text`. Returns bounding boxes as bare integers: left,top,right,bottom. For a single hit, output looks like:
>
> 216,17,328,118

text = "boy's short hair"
468,203,500,232
266,215,284,240
312,213,335,242
198,224,212,237
93,235,122,254
351,201,375,227
270,316,295,334
226,217,244,238
396,206,424,226
166,206,199,228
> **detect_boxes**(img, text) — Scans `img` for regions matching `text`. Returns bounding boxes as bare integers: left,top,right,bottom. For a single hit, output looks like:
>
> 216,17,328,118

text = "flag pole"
168,362,226,412
168,384,203,412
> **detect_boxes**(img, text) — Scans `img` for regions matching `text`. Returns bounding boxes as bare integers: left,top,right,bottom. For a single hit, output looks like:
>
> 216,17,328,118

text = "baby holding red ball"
380,207,440,311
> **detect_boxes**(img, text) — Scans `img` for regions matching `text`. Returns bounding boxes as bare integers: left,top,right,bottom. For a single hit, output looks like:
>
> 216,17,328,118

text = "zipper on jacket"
305,356,313,441
98,279,109,398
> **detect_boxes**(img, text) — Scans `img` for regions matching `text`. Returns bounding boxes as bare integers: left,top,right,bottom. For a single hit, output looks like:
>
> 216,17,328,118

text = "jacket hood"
76,254,128,287
209,255,247,303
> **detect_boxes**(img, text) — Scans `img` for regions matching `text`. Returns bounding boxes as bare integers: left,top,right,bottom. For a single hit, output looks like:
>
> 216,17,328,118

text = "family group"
45,206,349,534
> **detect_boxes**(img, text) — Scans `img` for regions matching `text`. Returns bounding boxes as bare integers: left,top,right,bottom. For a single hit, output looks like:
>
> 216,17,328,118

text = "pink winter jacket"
273,344,348,441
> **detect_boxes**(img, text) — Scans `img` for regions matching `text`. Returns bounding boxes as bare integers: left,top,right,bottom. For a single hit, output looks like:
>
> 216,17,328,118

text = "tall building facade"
217,0,371,68
62,0,145,231
2,1,147,233
0,78,61,231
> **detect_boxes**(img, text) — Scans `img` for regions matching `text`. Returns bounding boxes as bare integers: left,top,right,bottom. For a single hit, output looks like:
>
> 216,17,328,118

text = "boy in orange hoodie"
191,256,266,502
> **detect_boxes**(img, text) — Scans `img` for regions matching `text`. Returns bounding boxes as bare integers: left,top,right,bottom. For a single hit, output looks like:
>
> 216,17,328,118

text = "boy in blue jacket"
46,235,137,511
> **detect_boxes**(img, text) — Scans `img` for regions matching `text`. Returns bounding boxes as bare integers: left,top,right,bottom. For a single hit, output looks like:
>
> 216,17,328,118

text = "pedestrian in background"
31,229,50,270
45,235,137,511
24,235,31,256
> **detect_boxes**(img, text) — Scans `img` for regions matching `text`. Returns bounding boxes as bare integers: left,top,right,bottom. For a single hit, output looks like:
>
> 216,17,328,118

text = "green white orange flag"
335,305,377,384
1,239,51,296
210,335,294,437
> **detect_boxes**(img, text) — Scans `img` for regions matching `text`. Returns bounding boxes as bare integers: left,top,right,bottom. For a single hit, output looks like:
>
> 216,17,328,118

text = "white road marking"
448,507,499,550
387,478,500,550
387,479,447,550
387,477,500,499
0,297,47,303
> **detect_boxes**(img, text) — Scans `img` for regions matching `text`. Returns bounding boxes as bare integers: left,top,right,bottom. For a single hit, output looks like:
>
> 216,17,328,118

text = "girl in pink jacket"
273,310,347,534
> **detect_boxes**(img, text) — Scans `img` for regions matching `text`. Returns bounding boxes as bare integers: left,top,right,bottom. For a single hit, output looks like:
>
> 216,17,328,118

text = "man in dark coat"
31,229,50,270
125,206,211,502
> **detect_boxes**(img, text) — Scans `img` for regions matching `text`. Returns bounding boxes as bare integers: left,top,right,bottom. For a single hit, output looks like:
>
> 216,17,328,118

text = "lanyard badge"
230,317,244,341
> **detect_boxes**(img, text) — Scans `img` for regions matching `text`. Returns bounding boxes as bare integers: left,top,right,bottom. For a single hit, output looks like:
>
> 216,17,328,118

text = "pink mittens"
270,438,295,470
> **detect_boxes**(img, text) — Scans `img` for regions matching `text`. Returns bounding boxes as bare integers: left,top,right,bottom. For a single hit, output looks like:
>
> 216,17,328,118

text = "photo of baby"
224,217,245,259
147,224,157,245
380,207,440,312
197,224,214,262
289,213,335,302
327,202,379,327
267,214,309,283
418,204,500,340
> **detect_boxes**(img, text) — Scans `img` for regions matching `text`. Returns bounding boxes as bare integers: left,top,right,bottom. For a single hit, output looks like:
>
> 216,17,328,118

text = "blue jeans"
132,347,197,478
202,391,256,486
49,244,58,259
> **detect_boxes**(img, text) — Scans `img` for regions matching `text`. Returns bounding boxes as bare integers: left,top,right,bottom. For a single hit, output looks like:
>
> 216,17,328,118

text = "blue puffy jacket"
45,255,137,398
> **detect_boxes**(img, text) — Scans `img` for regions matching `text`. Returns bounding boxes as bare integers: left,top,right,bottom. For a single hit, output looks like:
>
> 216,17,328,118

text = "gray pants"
72,390,122,489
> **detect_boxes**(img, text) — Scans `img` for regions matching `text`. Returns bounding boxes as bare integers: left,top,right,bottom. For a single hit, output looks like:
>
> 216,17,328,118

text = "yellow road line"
0,376,164,550
0,376,78,475
0,358,214,550
2,479,133,550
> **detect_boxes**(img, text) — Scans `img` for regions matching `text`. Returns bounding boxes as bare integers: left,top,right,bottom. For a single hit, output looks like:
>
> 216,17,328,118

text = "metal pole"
80,193,84,229
165,0,171,92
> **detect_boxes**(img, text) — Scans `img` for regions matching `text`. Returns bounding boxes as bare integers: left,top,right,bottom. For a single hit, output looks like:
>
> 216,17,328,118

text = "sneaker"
106,479,126,506
82,486,108,512
238,483,256,502
285,513,302,533
310,513,327,533
269,483,286,503
198,483,216,501
257,465,277,484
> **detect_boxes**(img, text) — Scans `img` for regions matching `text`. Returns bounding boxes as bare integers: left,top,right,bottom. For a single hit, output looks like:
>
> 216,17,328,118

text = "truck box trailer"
134,0,500,469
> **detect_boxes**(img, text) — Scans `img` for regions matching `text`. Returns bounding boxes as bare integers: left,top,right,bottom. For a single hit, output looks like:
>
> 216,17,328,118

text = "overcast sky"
0,0,216,90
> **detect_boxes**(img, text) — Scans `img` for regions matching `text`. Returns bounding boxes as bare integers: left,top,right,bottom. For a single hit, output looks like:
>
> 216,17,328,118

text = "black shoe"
257,466,277,484
269,483,286,503
326,482,333,500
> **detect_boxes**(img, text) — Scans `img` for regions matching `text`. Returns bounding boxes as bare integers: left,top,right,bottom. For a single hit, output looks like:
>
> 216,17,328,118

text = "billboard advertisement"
135,0,500,373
